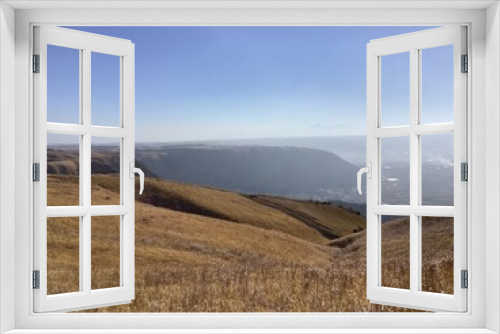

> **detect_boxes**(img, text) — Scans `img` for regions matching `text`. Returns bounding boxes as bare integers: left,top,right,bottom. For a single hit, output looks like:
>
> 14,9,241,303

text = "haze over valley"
50,135,454,207
134,135,454,206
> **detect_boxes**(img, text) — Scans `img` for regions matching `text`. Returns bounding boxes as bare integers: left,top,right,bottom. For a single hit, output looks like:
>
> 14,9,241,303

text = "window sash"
366,26,468,312
32,25,136,313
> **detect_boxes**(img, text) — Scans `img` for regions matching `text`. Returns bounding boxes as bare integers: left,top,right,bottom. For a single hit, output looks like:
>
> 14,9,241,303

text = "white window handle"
129,162,144,195
357,162,372,195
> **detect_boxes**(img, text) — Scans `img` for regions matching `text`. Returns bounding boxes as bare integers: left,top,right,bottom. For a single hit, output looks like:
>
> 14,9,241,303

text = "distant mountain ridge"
136,134,453,168
48,136,453,205
136,136,368,166
136,145,360,201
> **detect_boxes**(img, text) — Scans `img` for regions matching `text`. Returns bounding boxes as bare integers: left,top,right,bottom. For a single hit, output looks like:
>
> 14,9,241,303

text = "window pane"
92,215,120,290
47,45,80,124
381,136,410,205
381,215,410,290
421,216,454,294
381,52,410,127
92,137,121,206
92,52,121,127
47,134,80,206
47,216,80,295
421,45,454,124
421,133,454,206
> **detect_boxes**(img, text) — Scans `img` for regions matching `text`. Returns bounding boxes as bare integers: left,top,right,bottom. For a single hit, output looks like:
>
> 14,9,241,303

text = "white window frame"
33,26,136,313
1,1,499,333
366,26,468,312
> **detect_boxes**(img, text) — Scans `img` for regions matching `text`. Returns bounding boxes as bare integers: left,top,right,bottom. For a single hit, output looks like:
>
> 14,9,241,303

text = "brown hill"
47,174,454,313
47,174,340,310
47,148,366,243
70,175,364,243
48,177,335,276
45,149,453,312
47,148,156,176
249,195,366,239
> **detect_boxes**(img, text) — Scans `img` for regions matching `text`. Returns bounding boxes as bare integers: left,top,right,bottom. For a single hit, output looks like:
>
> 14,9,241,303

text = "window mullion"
82,47,92,294
78,49,84,293
409,47,420,294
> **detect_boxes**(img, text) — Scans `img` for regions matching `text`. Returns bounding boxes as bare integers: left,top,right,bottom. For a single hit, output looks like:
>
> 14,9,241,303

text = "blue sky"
47,26,453,143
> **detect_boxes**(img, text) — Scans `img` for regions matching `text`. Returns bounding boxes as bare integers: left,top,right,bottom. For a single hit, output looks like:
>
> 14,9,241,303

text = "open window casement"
33,26,141,312
362,26,467,312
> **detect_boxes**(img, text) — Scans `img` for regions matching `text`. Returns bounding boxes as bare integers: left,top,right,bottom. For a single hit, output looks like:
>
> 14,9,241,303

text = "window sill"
5,329,497,334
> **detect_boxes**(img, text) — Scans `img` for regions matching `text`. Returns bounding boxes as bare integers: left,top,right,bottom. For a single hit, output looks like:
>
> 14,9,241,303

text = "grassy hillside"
250,195,366,238
90,175,366,243
46,170,453,312
48,145,365,243
48,179,337,292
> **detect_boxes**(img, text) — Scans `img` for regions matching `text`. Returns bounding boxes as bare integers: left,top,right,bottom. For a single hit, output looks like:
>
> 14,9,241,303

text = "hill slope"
89,174,365,243
45,148,453,312
48,176,337,297
47,145,366,243
250,195,365,238
48,174,419,313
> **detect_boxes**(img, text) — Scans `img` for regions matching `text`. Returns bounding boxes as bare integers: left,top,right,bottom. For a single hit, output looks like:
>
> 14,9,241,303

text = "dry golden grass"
48,150,363,243
46,171,454,313
93,175,329,243
330,217,454,295
47,216,80,295
81,264,417,313
47,175,80,206
47,214,122,294
421,217,454,294
253,195,366,237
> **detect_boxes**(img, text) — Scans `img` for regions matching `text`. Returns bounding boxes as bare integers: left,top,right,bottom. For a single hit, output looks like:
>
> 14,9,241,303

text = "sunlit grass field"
46,173,453,313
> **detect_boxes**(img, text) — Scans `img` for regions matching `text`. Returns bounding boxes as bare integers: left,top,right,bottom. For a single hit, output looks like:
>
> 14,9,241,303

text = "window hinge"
33,54,40,73
33,163,40,182
461,54,468,73
33,270,40,289
461,162,468,182
461,270,468,289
